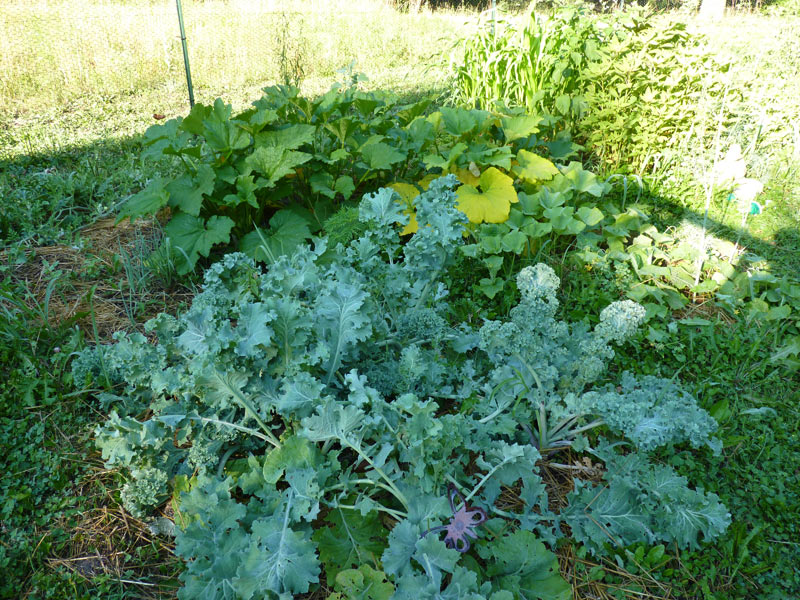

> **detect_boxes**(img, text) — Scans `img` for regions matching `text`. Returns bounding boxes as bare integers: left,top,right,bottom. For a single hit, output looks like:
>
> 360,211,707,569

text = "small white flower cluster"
596,300,647,343
517,263,560,300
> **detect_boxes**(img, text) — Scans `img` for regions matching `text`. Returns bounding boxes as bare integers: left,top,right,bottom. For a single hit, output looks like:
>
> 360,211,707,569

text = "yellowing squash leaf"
454,166,480,187
417,174,439,190
512,150,559,184
456,167,517,224
389,182,421,235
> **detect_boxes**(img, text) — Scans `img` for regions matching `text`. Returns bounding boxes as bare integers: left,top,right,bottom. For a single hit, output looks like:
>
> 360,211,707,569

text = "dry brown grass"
1,216,192,341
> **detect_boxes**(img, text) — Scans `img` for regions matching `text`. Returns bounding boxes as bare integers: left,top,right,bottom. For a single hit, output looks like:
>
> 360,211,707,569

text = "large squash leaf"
245,145,312,188
117,179,169,223
456,167,517,224
165,213,234,274
512,149,559,184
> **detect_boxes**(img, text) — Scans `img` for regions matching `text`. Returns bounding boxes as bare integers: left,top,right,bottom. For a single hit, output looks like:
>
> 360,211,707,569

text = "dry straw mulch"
2,216,192,341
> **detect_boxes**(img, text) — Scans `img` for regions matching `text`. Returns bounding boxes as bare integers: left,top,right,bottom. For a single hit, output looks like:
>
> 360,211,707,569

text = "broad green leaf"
335,175,355,200
522,220,552,238
423,142,467,171
313,507,388,584
576,206,605,227
117,179,169,223
483,255,504,278
538,188,567,209
360,142,407,170
257,123,317,150
221,175,259,209
501,114,542,142
502,230,527,254
555,94,571,116
456,167,517,224
165,213,234,273
543,206,578,232
559,162,608,196
479,277,505,299
202,99,251,154
512,149,559,183
245,146,312,187
178,103,211,136
240,209,311,264
166,164,216,216
324,118,358,144
310,172,337,199
766,304,792,321
331,565,394,600
330,148,350,162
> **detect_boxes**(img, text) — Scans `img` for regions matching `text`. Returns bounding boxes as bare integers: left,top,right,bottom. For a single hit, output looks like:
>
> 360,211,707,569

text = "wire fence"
1,0,471,109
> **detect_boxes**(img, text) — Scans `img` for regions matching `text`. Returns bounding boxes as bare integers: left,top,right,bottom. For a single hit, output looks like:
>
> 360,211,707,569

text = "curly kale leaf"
563,444,731,554
175,477,250,600
582,372,721,453
236,505,320,598
314,268,373,385
120,467,169,518
176,478,320,600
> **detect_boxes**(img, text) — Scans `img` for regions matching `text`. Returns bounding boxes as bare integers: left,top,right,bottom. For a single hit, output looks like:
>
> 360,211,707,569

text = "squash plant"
117,84,577,275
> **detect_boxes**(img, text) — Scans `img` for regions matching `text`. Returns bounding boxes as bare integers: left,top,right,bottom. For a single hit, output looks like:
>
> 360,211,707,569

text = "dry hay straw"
45,466,181,599
1,216,191,341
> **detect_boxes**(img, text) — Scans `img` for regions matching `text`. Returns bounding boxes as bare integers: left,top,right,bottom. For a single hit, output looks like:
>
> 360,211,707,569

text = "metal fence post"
176,0,194,108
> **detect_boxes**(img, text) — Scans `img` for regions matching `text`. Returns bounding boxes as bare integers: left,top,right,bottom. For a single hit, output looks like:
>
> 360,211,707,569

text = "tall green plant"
450,7,604,127
579,12,730,174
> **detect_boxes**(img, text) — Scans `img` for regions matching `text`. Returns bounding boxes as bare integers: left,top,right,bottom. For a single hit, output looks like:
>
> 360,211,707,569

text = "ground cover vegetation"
1,0,799,598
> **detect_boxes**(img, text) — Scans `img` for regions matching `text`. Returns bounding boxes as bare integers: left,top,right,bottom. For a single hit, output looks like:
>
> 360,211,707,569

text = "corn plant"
450,7,604,128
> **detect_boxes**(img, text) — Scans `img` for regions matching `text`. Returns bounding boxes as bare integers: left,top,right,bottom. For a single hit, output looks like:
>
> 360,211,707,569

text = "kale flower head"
596,300,647,344
517,263,560,301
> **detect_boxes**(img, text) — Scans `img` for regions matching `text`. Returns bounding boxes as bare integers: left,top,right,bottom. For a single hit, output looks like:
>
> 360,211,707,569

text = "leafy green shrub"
82,177,728,598
117,83,434,274
579,12,729,174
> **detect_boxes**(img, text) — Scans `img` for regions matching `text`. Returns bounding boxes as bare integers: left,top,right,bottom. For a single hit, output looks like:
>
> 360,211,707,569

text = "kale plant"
81,175,729,599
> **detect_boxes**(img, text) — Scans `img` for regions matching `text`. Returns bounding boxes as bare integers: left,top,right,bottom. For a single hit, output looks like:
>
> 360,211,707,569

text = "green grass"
2,3,799,600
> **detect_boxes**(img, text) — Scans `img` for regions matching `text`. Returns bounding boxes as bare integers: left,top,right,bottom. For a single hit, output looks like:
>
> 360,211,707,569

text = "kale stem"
512,352,544,393
334,502,407,520
565,419,605,437
345,440,409,510
477,377,520,424
194,416,273,444
326,479,398,498
463,456,513,505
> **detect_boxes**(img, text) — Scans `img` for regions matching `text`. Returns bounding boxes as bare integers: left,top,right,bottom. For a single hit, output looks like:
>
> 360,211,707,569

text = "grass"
1,2,799,599
0,0,469,114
